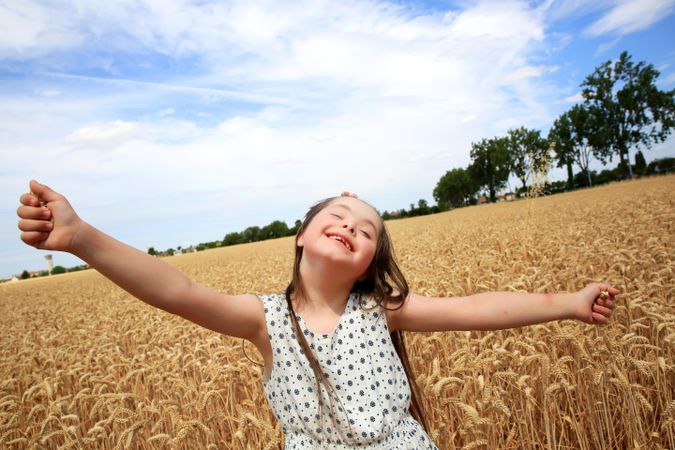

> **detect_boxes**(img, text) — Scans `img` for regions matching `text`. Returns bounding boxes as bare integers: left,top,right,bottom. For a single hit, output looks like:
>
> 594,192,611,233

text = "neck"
295,254,354,314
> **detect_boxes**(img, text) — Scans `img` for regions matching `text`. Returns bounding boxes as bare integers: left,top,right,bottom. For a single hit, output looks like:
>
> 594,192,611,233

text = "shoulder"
382,289,447,332
257,293,289,315
175,289,270,342
257,292,283,305
354,290,407,332
381,289,406,332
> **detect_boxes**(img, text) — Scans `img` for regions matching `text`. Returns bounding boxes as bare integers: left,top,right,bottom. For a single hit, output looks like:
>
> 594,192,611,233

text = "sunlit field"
1,175,673,449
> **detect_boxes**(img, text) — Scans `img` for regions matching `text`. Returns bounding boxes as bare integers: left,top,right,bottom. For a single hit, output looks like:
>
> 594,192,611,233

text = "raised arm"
16,180,265,343
386,284,618,332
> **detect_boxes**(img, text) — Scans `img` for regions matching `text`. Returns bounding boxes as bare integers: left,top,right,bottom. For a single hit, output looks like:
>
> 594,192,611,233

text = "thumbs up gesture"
17,180,85,252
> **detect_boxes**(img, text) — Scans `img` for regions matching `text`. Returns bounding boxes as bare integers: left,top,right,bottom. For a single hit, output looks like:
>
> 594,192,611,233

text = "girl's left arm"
387,283,618,332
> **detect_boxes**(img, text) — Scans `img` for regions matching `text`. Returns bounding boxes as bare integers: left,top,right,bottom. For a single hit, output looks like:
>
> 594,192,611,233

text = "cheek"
362,244,377,264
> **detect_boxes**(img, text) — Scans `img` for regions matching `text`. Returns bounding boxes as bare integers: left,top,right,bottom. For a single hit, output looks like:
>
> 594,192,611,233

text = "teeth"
329,235,352,251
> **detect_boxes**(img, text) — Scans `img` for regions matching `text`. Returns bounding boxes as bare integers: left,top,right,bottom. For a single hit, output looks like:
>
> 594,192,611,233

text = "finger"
20,231,49,247
17,205,52,220
596,297,614,309
592,312,609,324
596,297,614,308
18,219,53,232
592,303,612,316
19,192,41,207
29,179,62,203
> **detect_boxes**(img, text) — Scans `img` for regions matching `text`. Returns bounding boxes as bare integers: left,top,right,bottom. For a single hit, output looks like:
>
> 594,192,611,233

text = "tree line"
433,51,674,210
152,51,673,257
146,200,445,258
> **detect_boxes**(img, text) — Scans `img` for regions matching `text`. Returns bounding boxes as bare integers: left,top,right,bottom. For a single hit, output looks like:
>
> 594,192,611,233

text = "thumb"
29,179,62,203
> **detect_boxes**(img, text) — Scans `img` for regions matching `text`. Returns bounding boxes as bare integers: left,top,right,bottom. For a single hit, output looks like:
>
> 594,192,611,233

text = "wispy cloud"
564,92,583,103
34,88,60,97
585,0,675,36
661,71,675,86
65,120,141,145
37,71,295,105
507,65,559,81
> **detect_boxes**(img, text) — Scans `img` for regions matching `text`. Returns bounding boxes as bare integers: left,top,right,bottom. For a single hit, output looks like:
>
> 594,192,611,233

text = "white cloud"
593,37,621,56
65,120,141,145
585,0,675,36
461,114,477,124
34,88,61,97
158,108,175,117
0,0,83,58
564,92,583,103
507,65,559,81
661,72,675,86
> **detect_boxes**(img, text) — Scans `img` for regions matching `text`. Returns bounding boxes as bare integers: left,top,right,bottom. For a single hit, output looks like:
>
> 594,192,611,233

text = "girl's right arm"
16,180,266,344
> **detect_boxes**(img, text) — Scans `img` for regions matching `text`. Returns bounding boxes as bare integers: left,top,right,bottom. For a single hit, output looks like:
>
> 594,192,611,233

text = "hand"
572,282,619,325
17,180,86,253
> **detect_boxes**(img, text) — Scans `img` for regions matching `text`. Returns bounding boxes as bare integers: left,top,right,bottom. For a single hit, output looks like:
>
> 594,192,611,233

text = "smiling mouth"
327,234,353,251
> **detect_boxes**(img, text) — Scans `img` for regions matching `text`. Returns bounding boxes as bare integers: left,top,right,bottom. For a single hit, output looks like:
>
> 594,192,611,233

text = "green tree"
581,51,675,179
242,226,261,243
147,246,157,256
223,232,243,246
433,167,479,209
646,157,675,175
289,220,302,235
51,265,66,275
568,104,599,187
166,248,175,256
261,220,290,239
548,112,576,190
469,137,511,203
550,105,600,188
506,127,550,193
21,270,30,279
634,150,647,176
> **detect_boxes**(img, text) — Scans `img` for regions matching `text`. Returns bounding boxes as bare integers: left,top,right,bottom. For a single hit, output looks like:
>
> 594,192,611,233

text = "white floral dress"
259,292,439,449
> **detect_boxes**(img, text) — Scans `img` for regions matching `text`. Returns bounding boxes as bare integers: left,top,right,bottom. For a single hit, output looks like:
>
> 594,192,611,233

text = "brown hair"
283,196,430,441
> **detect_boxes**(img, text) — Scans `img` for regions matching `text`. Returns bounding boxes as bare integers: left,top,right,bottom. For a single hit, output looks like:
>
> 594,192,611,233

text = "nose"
342,222,355,234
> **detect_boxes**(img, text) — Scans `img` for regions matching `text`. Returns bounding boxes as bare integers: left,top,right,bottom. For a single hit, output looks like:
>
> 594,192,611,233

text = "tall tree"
550,105,599,188
506,127,550,192
634,150,647,176
568,105,597,187
469,137,511,203
548,112,576,190
581,51,675,179
433,167,479,209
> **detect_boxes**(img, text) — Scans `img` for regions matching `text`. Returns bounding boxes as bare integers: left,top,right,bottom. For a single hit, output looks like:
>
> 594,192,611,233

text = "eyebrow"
332,203,379,233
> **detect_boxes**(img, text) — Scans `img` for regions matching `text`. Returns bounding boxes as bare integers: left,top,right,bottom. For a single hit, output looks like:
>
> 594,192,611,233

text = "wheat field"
1,175,673,449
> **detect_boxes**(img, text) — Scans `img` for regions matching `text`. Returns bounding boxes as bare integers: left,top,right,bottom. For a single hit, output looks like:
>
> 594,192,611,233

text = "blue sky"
1,0,674,279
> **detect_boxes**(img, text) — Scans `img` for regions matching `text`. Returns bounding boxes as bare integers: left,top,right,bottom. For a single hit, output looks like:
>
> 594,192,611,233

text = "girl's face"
298,197,381,281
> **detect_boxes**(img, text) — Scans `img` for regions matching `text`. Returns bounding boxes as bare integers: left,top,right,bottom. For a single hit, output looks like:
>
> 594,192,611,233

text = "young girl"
16,180,618,449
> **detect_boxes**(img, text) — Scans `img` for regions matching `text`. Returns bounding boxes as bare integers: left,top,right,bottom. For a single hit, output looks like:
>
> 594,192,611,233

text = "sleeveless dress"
259,292,439,449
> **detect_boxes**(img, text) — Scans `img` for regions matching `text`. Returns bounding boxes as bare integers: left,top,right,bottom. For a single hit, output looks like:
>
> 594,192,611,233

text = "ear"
297,232,304,248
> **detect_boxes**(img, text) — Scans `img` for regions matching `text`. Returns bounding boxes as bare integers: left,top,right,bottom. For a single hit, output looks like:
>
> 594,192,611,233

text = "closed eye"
330,213,342,219
361,230,371,238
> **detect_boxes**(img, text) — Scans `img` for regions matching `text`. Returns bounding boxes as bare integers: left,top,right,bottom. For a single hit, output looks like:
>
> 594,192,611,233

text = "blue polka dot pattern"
260,293,438,449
